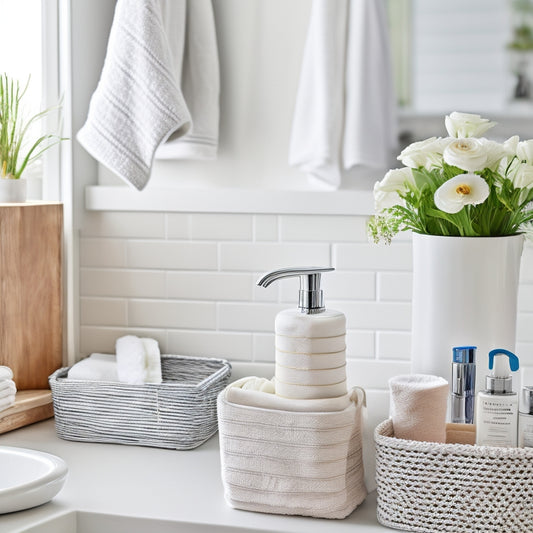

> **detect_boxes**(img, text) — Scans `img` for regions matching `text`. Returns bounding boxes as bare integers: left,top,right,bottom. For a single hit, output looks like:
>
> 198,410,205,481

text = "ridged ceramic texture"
375,418,533,532
50,355,231,450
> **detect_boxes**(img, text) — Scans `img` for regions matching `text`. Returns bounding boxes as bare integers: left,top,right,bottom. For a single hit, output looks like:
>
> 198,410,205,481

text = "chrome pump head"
256,267,334,314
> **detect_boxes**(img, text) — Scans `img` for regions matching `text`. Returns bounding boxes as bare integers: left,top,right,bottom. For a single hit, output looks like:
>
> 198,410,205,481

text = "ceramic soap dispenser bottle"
257,267,347,399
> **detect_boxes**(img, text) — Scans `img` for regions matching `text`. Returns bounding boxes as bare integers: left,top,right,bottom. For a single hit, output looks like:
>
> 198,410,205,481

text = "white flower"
444,111,496,138
378,167,415,192
434,173,490,214
479,138,511,171
517,139,533,163
373,167,415,213
512,163,533,189
398,137,450,169
443,138,488,172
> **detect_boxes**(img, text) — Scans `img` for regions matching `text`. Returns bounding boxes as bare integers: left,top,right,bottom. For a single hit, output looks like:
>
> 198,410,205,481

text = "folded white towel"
67,353,119,382
141,337,162,384
218,387,367,519
0,366,13,381
77,0,191,190
154,0,219,161
0,380,17,399
115,335,162,385
289,0,397,189
116,336,146,385
0,394,15,413
389,374,449,443
225,377,353,412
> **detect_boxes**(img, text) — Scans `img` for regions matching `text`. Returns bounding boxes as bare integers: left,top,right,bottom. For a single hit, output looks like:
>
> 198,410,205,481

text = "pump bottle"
475,349,519,447
257,267,347,399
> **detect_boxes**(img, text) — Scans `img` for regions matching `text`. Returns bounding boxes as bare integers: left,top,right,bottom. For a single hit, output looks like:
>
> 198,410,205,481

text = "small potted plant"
0,73,64,203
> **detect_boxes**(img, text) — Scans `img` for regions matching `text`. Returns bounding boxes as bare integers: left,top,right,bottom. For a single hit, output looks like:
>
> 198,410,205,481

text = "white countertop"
0,420,390,533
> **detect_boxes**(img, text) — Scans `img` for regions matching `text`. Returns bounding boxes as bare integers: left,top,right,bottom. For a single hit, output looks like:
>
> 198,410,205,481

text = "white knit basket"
49,355,231,450
218,388,367,519
375,418,533,533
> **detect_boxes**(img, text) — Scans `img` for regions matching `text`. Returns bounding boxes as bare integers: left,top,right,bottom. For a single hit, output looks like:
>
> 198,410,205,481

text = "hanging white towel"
289,0,397,189
77,0,219,191
155,0,220,161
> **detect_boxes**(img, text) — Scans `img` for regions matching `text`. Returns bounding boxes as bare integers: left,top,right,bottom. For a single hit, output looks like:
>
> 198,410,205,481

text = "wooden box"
0,202,63,390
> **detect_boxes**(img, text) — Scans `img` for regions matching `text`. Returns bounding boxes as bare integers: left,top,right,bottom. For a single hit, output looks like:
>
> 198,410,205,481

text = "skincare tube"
451,346,476,424
519,386,533,448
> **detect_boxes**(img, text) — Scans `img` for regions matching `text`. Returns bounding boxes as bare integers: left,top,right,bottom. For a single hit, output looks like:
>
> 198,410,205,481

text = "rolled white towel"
116,336,146,385
0,380,17,399
0,366,13,381
0,394,15,413
67,354,119,382
389,374,449,443
225,376,353,412
141,338,162,384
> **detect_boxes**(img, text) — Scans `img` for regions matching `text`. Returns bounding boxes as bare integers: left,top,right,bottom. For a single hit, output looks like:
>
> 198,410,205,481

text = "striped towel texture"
217,387,367,519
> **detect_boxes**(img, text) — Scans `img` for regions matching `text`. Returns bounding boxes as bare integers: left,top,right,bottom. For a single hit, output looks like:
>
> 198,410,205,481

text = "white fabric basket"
49,355,231,450
375,418,533,533
217,387,367,519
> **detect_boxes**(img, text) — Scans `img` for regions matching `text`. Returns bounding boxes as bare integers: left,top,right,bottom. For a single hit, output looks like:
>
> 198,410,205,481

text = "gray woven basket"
375,418,533,533
49,354,231,450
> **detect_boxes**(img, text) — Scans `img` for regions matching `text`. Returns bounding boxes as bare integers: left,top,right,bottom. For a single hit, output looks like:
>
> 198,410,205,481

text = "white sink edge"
0,446,68,515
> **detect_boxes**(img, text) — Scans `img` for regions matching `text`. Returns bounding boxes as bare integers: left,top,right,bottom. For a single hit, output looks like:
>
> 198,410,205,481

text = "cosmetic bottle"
475,349,519,447
450,346,476,424
518,386,533,448
257,267,346,399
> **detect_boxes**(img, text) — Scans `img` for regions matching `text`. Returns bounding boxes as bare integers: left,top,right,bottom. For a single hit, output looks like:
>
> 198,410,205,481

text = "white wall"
74,2,533,398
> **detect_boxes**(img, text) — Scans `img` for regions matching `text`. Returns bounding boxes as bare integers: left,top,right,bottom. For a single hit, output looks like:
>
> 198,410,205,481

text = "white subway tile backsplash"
377,331,411,360
346,359,410,389
82,212,165,238
218,302,287,332
519,284,533,312
80,298,128,326
80,269,166,298
378,272,413,301
77,210,533,370
190,214,253,241
346,330,375,358
330,300,411,330
80,239,127,268
220,242,330,271
79,327,168,357
280,215,367,242
166,213,191,240
252,333,275,362
517,313,533,342
127,241,218,270
128,299,217,329
278,271,375,302
167,330,252,360
254,215,278,241
167,271,253,301
333,242,412,271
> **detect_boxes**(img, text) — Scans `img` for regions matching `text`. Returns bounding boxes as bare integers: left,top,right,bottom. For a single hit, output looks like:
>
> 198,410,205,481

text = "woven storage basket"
49,354,231,450
375,418,533,533
218,387,367,519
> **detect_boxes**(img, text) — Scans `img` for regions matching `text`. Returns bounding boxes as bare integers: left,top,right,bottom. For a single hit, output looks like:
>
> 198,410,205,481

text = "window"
0,0,60,199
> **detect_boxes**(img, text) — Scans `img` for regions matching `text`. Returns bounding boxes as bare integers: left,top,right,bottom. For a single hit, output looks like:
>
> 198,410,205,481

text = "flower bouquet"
368,111,533,244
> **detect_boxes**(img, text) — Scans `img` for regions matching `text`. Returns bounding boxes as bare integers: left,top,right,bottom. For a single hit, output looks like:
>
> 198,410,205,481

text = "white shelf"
85,185,375,216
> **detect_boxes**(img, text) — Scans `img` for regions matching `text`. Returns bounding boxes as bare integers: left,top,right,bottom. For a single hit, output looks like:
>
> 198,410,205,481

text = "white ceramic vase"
411,233,524,393
0,178,26,203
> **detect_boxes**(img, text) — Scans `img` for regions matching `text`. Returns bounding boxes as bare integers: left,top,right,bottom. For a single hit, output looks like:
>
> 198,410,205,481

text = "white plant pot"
0,178,26,203
411,233,524,393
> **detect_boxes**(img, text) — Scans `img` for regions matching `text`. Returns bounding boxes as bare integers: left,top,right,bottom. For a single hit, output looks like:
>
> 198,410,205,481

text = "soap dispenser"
257,267,347,399
475,349,519,447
